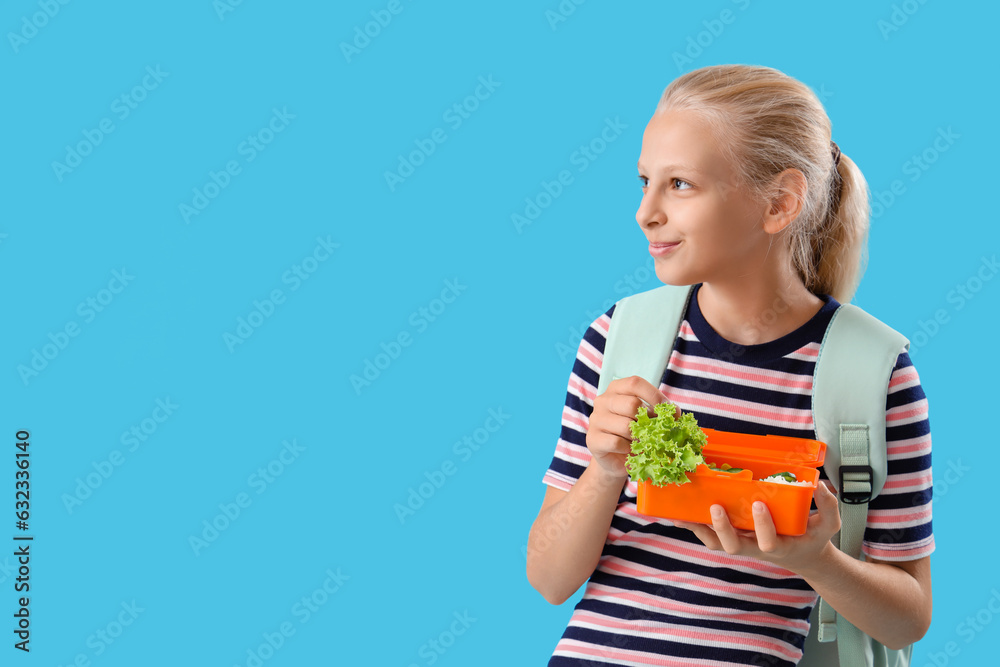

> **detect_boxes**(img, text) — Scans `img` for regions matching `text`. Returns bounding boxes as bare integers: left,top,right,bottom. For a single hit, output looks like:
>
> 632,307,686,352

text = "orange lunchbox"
636,428,828,536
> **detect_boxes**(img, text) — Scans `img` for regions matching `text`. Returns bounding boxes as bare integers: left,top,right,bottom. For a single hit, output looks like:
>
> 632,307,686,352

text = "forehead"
637,109,731,180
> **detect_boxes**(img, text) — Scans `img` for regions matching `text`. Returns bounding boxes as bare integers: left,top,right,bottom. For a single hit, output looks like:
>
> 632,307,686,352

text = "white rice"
761,474,813,487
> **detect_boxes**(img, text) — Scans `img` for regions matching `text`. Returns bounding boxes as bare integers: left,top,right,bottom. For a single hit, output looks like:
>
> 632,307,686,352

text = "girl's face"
636,109,772,287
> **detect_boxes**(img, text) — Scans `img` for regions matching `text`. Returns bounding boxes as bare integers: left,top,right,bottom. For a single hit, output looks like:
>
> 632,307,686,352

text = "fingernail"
710,505,723,518
753,502,765,513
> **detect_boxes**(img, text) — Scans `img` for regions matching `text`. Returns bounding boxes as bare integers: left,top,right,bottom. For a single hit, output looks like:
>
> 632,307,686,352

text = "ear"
761,168,807,235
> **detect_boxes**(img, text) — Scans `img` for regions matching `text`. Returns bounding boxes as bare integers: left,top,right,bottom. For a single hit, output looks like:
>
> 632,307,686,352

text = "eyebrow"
637,162,705,175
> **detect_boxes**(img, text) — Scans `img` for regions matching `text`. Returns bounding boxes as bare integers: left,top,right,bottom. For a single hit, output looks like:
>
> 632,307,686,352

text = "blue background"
2,1,997,665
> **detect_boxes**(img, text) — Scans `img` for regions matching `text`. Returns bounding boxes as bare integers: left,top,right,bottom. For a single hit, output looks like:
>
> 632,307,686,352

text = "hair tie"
829,140,843,215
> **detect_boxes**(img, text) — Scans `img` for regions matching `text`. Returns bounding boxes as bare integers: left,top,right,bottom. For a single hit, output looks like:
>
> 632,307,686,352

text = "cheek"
678,194,721,225
702,199,758,246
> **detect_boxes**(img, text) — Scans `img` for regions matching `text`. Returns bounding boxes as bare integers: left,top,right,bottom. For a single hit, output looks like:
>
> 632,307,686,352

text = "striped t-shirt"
542,283,934,666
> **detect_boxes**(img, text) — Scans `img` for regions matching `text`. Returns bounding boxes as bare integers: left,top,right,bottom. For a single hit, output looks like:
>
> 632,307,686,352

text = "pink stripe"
563,410,588,431
603,549,803,595
584,582,807,632
555,441,591,462
889,368,919,388
542,473,572,492
671,355,811,390
600,558,810,605
865,544,933,560
867,508,931,524
579,345,601,368
792,344,819,357
674,390,812,425
887,439,930,456
887,405,927,422
569,376,596,402
594,316,610,334
882,473,932,490
553,640,697,667
571,610,801,661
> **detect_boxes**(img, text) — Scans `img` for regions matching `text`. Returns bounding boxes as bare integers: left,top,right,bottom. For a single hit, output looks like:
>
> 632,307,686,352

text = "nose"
636,189,664,231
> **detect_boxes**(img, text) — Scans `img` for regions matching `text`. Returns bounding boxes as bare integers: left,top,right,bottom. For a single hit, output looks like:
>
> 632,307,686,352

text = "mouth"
649,241,681,257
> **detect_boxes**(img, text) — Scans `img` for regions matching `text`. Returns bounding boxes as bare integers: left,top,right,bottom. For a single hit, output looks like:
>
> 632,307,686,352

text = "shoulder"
836,305,924,394
826,303,909,348
818,304,911,384
885,348,928,413
603,283,695,333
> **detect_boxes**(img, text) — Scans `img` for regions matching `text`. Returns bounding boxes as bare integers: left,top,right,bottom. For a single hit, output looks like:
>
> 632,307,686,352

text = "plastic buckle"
839,465,873,504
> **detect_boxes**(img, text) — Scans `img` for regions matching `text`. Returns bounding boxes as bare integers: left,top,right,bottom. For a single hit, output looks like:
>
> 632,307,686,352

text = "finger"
606,392,648,421
636,383,669,415
709,505,744,554
587,424,634,462
813,479,842,532
805,480,839,536
588,435,631,460
673,520,723,551
594,413,641,446
616,376,668,416
751,501,779,553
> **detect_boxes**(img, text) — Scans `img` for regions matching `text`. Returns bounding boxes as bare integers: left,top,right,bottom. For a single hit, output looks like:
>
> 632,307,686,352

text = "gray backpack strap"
803,303,910,667
596,284,695,397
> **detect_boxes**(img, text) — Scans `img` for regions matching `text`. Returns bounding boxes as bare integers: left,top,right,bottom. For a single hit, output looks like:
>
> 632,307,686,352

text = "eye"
637,175,693,191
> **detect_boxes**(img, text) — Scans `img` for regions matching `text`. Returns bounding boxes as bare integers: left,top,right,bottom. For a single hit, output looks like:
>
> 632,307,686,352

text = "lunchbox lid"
700,428,827,467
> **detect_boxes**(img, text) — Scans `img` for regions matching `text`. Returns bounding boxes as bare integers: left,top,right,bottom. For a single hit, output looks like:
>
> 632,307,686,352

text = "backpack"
595,282,912,667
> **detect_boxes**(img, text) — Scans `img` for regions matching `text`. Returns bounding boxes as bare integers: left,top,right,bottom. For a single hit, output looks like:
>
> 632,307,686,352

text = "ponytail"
805,152,870,304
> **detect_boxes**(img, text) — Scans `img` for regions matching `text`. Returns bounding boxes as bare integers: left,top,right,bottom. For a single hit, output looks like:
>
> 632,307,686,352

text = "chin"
652,265,693,288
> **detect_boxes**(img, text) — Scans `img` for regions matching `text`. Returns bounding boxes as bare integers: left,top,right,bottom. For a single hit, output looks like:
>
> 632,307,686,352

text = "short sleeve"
862,347,935,561
541,304,616,492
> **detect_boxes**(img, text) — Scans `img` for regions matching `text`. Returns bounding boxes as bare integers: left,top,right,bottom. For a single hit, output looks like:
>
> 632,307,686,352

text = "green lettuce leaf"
626,402,708,486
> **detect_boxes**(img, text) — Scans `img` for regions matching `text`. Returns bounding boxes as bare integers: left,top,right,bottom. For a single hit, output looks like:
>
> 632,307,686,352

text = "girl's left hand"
672,480,842,575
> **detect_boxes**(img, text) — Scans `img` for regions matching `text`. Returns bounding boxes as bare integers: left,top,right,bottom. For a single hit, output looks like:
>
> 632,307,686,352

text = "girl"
526,64,933,666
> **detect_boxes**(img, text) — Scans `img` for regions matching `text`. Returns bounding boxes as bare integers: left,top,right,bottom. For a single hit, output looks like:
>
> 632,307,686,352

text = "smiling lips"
649,241,680,257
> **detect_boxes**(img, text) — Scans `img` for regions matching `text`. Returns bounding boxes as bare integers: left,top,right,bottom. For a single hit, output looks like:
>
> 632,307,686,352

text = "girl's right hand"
586,376,668,483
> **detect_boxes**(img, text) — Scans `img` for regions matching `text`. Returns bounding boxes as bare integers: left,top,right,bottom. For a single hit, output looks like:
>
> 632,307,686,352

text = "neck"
696,273,825,346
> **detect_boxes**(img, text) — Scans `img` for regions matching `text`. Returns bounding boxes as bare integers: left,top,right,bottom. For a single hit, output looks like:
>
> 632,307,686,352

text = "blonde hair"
654,64,869,304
